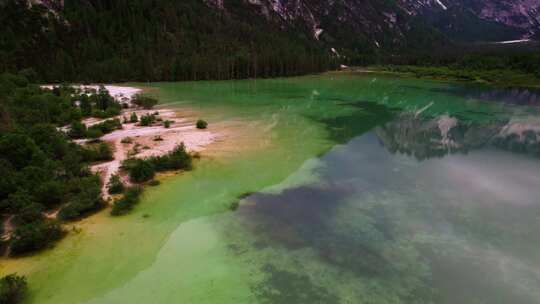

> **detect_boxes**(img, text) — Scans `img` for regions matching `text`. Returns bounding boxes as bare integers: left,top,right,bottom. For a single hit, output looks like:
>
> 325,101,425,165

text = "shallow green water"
5,73,540,303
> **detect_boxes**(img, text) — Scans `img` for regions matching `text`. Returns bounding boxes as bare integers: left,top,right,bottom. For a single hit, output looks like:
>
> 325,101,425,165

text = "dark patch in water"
241,185,352,250
310,100,395,144
240,181,413,278
238,192,254,199
254,264,339,304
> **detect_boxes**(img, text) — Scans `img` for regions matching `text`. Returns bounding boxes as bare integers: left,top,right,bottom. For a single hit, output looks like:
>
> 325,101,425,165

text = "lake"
4,73,540,303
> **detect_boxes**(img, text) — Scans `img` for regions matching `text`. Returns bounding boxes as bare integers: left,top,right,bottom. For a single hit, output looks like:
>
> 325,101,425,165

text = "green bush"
139,114,156,126
58,176,104,220
132,94,158,109
94,119,122,134
85,128,103,140
196,119,208,129
13,203,43,226
122,144,192,183
85,119,122,139
121,137,133,144
34,181,63,208
68,121,87,139
107,174,125,195
83,142,113,162
125,159,155,183
0,274,27,304
149,143,192,172
148,180,160,186
111,186,143,216
10,220,64,256
129,112,138,123
163,120,171,128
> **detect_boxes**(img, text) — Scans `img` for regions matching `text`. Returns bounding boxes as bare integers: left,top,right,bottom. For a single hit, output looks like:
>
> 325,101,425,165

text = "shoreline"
335,66,540,89
90,107,218,199
42,84,221,200
0,84,221,247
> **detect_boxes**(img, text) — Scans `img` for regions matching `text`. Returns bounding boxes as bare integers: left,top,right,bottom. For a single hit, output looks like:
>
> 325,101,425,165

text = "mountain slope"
1,0,539,82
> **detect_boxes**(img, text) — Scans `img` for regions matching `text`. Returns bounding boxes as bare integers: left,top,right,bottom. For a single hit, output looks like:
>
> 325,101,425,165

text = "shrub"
13,203,43,226
85,119,122,139
122,144,192,183
58,176,104,220
148,143,192,172
132,94,158,109
129,112,138,123
96,119,122,134
105,107,121,117
163,120,171,128
107,174,125,195
148,180,160,186
68,121,87,139
139,114,156,126
0,274,27,304
196,119,208,129
125,159,155,183
85,128,103,140
10,220,64,255
83,142,113,162
111,186,143,216
121,137,133,144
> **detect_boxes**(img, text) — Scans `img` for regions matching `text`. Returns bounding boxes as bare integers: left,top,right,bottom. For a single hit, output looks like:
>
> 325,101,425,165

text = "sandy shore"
42,84,220,200
42,84,142,105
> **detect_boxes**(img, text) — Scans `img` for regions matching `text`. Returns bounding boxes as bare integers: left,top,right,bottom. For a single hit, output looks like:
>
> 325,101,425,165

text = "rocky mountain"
207,0,540,46
403,0,540,41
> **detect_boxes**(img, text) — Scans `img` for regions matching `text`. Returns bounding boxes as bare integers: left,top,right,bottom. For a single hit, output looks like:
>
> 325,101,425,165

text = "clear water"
3,73,540,303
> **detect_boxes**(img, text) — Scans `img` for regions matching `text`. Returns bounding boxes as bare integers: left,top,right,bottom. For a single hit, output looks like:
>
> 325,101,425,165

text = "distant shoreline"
334,66,540,89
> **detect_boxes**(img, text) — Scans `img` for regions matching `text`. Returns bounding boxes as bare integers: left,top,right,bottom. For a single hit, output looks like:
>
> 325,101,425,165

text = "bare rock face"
476,0,540,37
205,0,539,45
399,0,540,40
14,0,540,55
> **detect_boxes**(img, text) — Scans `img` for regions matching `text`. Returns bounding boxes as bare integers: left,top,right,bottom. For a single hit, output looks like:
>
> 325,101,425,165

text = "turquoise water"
4,73,540,303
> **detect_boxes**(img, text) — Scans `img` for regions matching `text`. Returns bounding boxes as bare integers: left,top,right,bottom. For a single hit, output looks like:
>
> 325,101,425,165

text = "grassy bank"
365,65,540,88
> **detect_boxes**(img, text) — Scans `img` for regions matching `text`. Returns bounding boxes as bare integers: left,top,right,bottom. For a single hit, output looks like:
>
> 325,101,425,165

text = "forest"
1,0,540,84
0,73,111,257
0,0,333,83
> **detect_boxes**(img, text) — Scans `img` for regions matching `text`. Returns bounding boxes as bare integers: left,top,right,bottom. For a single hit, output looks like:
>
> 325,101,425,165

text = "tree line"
0,0,334,83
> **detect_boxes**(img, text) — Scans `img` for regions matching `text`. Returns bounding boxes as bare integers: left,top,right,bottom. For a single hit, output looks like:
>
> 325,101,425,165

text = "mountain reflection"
434,86,540,106
376,113,540,160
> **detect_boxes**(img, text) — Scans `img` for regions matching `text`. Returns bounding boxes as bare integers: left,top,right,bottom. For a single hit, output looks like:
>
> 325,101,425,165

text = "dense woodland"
379,42,540,78
1,0,540,83
0,0,333,83
0,73,112,257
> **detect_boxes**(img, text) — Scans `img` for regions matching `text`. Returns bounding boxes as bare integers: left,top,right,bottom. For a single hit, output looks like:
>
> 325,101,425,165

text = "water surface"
3,73,540,303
